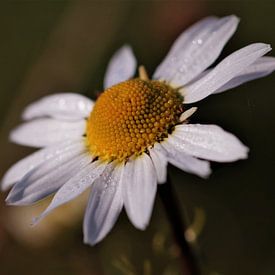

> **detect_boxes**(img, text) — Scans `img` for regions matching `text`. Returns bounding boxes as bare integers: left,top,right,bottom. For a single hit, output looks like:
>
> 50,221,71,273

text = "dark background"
0,1,275,274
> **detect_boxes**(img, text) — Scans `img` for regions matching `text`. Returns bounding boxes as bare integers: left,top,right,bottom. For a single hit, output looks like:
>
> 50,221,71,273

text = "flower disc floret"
86,79,183,161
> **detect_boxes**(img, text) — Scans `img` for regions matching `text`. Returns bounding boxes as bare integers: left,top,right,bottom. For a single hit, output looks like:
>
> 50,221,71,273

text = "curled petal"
6,151,92,206
149,146,167,184
161,140,211,178
1,140,85,191
83,163,124,245
183,43,272,103
214,56,275,94
32,160,107,224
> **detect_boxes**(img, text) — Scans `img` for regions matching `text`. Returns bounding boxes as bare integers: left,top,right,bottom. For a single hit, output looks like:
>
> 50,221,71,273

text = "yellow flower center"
86,78,183,161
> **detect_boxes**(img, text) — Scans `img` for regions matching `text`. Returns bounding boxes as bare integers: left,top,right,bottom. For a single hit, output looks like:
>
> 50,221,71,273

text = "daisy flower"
2,15,275,245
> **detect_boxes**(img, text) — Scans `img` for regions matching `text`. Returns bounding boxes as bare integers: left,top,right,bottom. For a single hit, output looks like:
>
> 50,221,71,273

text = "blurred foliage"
0,1,275,275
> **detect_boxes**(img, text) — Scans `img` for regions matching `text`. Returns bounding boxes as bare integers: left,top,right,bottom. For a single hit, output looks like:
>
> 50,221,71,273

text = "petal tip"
259,43,272,52
5,196,12,205
199,164,212,179
1,178,12,192
240,145,250,160
22,110,31,121
9,129,17,143
9,127,23,145
132,220,148,231
31,216,40,227
83,237,97,246
5,193,24,206
202,169,212,179
228,14,240,24
5,194,18,205
121,44,132,52
83,232,104,246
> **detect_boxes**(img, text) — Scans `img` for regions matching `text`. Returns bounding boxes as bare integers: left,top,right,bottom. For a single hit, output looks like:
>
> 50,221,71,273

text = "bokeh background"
0,1,275,274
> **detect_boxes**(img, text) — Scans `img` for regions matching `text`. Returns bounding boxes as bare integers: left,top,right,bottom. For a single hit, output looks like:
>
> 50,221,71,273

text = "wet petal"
6,151,92,205
1,140,84,191
23,93,94,121
10,118,86,148
83,163,123,245
154,15,239,86
161,140,211,178
173,124,249,162
32,160,107,224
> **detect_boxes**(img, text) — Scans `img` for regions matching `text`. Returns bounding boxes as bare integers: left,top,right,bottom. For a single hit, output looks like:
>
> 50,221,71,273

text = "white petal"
1,139,84,191
154,15,239,86
10,118,86,148
149,146,167,184
154,16,218,80
172,124,249,162
161,140,211,178
104,45,137,89
183,43,272,103
23,93,94,121
6,154,92,205
33,160,107,224
83,163,124,245
6,151,92,205
123,154,157,230
214,56,275,94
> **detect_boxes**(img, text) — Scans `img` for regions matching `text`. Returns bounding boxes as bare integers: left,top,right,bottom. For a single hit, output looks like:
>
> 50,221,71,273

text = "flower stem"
158,173,201,275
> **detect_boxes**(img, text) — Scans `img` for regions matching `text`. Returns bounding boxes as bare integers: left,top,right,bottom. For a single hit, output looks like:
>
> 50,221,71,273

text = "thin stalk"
158,173,200,275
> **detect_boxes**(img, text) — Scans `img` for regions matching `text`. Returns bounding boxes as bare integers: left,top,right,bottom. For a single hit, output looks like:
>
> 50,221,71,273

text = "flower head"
2,15,275,245
86,78,183,161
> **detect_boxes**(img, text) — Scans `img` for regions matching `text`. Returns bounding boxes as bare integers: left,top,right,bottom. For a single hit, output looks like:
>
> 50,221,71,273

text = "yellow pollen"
86,78,183,161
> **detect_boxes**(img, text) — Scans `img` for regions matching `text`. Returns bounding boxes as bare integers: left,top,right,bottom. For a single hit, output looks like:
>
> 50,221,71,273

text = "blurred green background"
0,1,275,274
